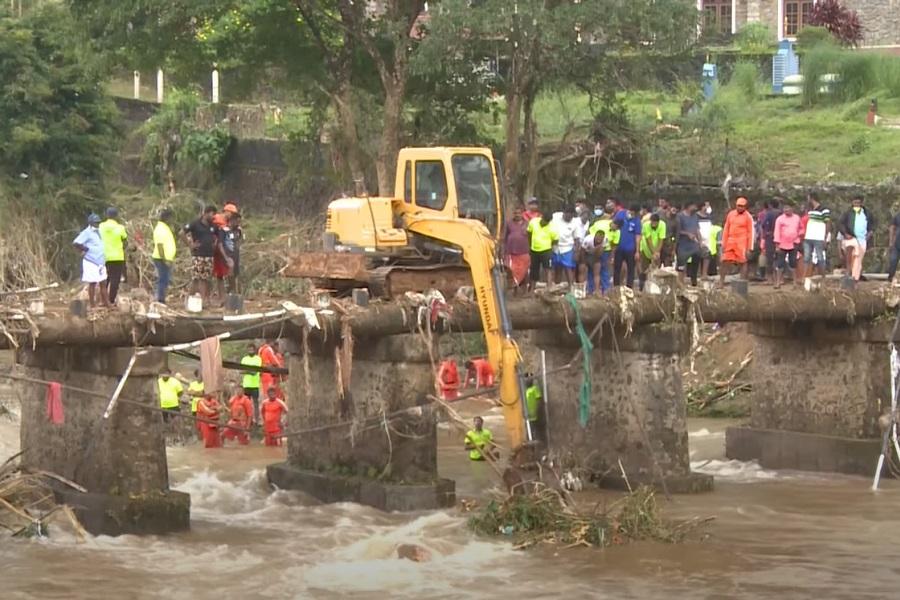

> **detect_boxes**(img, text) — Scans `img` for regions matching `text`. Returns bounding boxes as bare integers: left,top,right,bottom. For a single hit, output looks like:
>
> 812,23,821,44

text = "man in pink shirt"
773,201,802,289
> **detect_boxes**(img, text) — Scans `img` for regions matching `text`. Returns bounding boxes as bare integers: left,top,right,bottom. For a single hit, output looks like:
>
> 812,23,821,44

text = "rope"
565,293,593,427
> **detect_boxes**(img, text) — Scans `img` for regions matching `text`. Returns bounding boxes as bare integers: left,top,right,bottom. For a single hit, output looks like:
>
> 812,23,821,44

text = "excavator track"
283,252,474,298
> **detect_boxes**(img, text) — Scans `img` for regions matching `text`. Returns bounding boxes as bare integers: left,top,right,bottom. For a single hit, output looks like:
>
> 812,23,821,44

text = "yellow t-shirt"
152,221,177,261
188,381,204,413
98,219,127,262
589,218,613,251
158,377,184,409
527,217,558,252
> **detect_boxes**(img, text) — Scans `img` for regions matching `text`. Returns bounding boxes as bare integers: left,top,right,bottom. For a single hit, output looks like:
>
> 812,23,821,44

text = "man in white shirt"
551,206,579,285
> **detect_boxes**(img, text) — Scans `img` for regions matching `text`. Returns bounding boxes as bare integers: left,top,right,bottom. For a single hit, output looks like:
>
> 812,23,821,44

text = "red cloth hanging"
45,382,64,425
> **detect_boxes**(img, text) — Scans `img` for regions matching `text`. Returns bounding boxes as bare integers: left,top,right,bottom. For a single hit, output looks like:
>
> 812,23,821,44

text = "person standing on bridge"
261,386,288,446
676,202,702,286
527,210,558,290
99,207,128,305
551,206,578,287
184,205,220,305
73,213,110,309
800,193,831,280
152,209,177,304
719,197,754,285
504,205,531,292
839,195,874,282
773,201,802,289
638,213,666,291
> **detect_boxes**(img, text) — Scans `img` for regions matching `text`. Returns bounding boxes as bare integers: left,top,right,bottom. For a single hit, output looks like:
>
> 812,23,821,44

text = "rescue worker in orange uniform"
464,358,495,390
261,386,288,446
196,394,222,448
258,339,285,400
437,359,461,400
222,387,254,445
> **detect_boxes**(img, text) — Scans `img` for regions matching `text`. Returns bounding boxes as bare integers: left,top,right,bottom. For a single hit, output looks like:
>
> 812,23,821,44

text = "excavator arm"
405,214,530,449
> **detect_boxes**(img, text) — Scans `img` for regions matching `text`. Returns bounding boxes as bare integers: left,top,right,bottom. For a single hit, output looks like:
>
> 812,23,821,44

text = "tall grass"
729,62,762,103
802,44,900,106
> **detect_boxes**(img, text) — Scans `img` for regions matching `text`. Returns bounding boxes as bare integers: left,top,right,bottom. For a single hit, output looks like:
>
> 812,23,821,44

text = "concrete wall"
283,334,439,483
748,321,889,439
845,0,900,47
16,347,189,534
535,324,708,491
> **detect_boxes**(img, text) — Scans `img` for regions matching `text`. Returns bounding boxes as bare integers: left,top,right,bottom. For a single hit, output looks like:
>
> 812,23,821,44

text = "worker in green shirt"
526,210,558,290
525,377,544,442
186,369,205,415
240,343,263,420
464,416,496,461
98,207,128,305
638,213,667,291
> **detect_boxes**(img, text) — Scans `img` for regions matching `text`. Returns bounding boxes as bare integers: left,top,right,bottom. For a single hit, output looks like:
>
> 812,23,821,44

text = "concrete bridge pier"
267,333,455,510
535,323,713,493
727,321,892,476
16,347,190,535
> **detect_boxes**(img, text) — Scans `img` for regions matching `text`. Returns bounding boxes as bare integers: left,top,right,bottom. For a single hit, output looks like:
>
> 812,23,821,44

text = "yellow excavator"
290,147,531,448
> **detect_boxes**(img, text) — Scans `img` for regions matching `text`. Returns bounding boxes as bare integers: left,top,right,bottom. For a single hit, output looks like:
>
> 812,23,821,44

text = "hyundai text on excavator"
285,147,533,449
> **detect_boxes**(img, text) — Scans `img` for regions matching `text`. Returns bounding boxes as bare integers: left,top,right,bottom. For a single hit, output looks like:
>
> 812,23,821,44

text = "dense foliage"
809,0,863,47
0,8,118,190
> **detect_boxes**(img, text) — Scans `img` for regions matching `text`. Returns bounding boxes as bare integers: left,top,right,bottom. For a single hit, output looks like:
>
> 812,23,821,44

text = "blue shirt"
852,209,868,242
617,216,641,253
73,226,106,265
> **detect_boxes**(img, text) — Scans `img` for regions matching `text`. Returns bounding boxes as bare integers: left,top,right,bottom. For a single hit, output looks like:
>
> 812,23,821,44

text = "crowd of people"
72,203,244,309
503,193,884,293
156,340,288,449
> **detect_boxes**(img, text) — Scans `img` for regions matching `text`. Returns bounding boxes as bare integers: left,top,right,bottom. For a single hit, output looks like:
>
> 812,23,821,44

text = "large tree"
420,0,697,203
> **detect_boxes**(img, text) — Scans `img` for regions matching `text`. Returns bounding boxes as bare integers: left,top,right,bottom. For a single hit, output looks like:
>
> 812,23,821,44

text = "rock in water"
396,543,432,562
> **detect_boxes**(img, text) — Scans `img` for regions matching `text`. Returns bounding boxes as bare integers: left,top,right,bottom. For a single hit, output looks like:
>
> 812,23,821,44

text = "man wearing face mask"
720,197,754,285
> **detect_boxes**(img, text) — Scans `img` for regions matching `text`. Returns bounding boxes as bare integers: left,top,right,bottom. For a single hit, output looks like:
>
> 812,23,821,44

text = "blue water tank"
702,63,718,101
772,40,800,94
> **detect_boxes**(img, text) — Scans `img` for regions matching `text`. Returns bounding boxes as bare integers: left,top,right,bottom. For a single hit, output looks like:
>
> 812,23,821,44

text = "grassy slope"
521,87,900,186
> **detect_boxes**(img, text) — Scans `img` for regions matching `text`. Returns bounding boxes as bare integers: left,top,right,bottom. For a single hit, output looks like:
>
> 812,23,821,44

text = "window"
415,161,448,210
784,0,814,37
451,153,498,233
702,0,732,36
403,160,412,203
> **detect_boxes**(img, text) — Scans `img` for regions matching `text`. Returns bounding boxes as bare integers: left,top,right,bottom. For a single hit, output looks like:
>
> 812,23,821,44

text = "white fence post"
212,67,220,104
156,68,164,104
133,71,140,100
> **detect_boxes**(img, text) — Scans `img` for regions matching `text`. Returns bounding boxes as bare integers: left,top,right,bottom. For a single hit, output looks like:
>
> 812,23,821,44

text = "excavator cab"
394,147,502,237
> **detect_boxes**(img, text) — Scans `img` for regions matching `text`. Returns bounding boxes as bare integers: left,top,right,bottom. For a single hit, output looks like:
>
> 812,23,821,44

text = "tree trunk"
503,78,522,209
10,290,893,350
521,83,539,201
333,77,367,195
376,78,404,196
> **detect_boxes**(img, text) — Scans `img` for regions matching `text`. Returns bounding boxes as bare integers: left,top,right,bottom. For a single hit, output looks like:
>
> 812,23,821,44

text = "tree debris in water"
469,485,710,550
0,453,88,540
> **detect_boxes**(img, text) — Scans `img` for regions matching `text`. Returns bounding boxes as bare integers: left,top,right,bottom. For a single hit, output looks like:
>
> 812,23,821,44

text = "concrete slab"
267,463,456,511
725,426,884,477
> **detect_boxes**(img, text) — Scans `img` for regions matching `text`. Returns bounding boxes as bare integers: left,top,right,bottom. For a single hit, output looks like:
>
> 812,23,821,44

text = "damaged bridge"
6,287,900,535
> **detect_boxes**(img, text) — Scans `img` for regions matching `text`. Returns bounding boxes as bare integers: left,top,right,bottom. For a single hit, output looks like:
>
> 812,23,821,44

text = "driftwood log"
2,288,897,350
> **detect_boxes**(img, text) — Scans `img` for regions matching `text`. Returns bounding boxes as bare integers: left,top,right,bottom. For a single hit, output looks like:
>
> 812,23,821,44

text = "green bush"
802,45,900,106
795,26,834,52
735,22,775,55
729,62,762,103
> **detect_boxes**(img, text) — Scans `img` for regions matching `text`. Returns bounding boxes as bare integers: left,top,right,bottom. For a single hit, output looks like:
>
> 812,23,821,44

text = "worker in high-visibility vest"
186,370,204,416
464,416,496,461
588,213,616,294
240,343,263,420
525,377,544,442
157,370,183,424
707,223,723,278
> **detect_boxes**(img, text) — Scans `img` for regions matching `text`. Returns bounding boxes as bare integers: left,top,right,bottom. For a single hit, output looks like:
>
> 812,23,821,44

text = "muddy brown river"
2,410,899,599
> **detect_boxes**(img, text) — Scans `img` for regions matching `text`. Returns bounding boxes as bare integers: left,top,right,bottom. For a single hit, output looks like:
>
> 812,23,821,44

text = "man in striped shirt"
801,193,831,278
